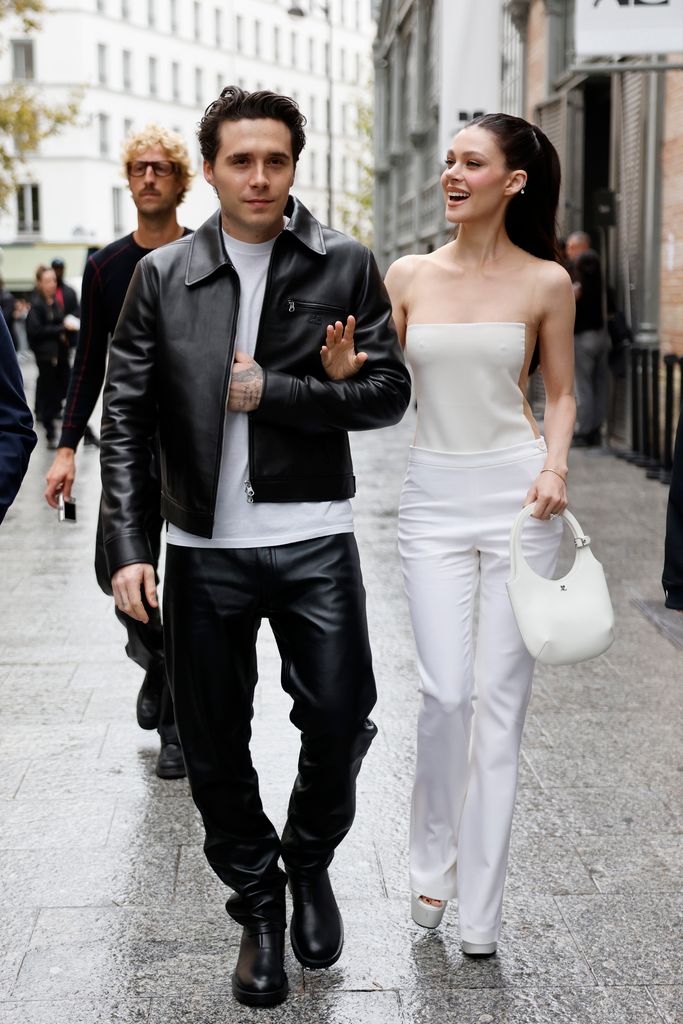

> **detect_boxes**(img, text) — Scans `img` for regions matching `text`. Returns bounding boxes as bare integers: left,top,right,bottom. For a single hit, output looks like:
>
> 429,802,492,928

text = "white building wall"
0,0,375,254
439,0,502,153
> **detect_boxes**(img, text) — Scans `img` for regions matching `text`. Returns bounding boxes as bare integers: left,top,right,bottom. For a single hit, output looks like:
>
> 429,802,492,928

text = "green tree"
337,92,374,249
0,0,81,212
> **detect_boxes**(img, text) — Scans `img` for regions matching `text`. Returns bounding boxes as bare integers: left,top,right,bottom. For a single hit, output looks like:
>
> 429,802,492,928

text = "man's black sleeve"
663,414,683,609
100,260,158,574
59,256,109,449
252,247,411,434
0,317,37,524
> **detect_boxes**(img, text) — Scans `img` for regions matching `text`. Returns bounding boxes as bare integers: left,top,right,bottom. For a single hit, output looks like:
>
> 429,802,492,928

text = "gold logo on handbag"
506,504,615,666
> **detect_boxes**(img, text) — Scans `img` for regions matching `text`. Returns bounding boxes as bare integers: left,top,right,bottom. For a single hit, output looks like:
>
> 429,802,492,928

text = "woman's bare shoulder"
386,253,426,280
535,258,574,303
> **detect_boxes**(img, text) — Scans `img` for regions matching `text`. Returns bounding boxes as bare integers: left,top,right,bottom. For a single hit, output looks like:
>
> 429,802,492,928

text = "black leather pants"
163,533,377,930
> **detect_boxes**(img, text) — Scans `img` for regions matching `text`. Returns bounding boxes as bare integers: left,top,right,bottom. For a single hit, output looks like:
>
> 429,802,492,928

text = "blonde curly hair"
121,124,194,205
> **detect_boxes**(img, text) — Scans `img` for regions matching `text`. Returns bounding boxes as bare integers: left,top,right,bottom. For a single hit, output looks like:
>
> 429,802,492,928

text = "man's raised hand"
320,316,368,381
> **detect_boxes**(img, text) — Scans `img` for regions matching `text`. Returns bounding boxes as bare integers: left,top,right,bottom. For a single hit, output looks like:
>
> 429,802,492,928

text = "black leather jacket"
101,197,411,573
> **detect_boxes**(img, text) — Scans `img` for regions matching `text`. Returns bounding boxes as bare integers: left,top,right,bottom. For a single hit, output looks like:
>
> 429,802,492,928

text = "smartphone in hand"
58,493,77,522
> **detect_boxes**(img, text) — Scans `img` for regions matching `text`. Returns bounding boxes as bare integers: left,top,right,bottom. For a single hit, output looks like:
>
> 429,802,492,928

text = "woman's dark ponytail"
467,114,562,370
467,113,561,263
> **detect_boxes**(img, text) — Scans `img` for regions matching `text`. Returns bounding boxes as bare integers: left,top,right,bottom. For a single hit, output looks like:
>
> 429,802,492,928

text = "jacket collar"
184,195,326,286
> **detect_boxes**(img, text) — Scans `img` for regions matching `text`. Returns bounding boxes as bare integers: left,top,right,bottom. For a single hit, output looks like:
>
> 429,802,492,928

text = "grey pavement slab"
0,1002,151,1024
1,379,682,1021
401,987,664,1024
576,835,683,893
556,893,683,985
147,991,401,1023
649,987,683,1023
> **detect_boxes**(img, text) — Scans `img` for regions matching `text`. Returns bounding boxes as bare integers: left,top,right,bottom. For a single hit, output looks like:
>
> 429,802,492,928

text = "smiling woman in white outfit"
322,113,576,959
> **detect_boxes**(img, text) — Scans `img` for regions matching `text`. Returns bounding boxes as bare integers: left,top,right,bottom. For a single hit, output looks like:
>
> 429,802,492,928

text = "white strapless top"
405,322,537,453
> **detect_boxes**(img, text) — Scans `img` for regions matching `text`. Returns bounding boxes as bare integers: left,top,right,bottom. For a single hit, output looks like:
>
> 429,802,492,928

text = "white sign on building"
575,0,683,58
439,0,501,153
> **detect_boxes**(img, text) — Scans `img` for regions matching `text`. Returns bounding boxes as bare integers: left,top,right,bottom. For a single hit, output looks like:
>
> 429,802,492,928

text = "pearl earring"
521,187,526,195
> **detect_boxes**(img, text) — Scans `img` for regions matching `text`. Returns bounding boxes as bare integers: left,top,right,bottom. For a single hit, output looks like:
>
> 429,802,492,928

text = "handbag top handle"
509,504,591,581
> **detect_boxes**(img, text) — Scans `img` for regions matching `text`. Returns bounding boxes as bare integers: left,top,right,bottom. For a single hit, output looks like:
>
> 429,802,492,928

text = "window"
254,19,261,56
11,40,34,80
355,0,360,30
113,187,124,234
308,37,314,72
273,25,280,62
216,72,223,96
121,0,130,17
339,48,345,82
214,7,222,47
193,2,201,41
195,67,203,105
324,40,330,76
148,56,158,96
236,15,243,51
341,103,347,135
97,44,108,84
172,61,181,101
290,31,297,67
123,117,133,137
97,0,106,12
122,49,131,90
98,112,110,156
309,95,316,130
170,0,178,33
355,52,361,83
147,0,155,27
310,151,316,187
16,184,40,235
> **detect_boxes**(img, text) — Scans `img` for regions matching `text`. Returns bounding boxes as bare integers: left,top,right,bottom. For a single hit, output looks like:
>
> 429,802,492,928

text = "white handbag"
506,504,615,666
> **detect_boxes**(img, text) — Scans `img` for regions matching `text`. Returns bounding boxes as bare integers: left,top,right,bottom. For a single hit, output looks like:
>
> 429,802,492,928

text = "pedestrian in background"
663,412,683,611
0,277,17,333
26,265,76,448
44,124,194,780
572,249,610,447
50,258,80,329
0,316,36,524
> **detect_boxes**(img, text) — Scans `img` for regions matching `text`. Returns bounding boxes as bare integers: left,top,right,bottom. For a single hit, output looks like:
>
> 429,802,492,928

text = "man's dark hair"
198,86,307,166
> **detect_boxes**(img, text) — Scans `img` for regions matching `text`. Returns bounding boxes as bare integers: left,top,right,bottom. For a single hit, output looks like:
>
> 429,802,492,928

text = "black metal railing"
622,345,683,485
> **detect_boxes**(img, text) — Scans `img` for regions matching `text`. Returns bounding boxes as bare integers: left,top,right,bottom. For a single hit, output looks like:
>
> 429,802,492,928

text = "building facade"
0,0,375,290
373,0,503,271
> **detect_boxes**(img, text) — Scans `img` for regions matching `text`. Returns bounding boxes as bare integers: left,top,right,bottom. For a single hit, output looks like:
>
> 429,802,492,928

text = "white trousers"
398,438,562,945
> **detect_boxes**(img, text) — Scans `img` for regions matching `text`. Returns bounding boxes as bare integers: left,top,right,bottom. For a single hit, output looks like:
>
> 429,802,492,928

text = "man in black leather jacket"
100,88,410,1008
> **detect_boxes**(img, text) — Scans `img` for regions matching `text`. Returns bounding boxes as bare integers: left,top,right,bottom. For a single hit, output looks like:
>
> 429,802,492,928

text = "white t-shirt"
167,227,353,549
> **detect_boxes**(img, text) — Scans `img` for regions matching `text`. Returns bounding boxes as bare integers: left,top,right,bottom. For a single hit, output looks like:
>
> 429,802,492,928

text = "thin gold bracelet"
540,468,567,482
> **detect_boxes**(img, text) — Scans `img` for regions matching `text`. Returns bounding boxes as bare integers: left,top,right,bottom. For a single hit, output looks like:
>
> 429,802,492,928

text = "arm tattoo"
232,364,263,410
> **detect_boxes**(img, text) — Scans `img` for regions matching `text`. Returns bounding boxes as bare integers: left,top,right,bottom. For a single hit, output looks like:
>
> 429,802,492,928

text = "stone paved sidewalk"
0,373,681,1023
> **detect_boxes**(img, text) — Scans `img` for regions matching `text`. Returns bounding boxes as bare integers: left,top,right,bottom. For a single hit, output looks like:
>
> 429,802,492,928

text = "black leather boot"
136,663,164,730
155,739,186,780
232,928,288,1007
288,869,343,969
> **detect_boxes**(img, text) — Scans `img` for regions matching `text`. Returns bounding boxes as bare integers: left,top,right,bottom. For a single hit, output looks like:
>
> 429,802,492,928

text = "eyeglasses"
127,160,178,177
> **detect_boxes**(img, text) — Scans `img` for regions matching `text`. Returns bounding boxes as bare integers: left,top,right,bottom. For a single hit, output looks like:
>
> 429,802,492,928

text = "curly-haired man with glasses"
45,124,194,780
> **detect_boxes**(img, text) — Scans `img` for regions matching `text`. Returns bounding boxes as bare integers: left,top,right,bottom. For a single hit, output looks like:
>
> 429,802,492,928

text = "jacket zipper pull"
288,298,295,312
244,480,255,504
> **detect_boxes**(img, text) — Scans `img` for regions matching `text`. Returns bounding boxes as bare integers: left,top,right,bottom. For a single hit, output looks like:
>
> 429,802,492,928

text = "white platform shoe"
461,940,497,957
411,892,447,928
